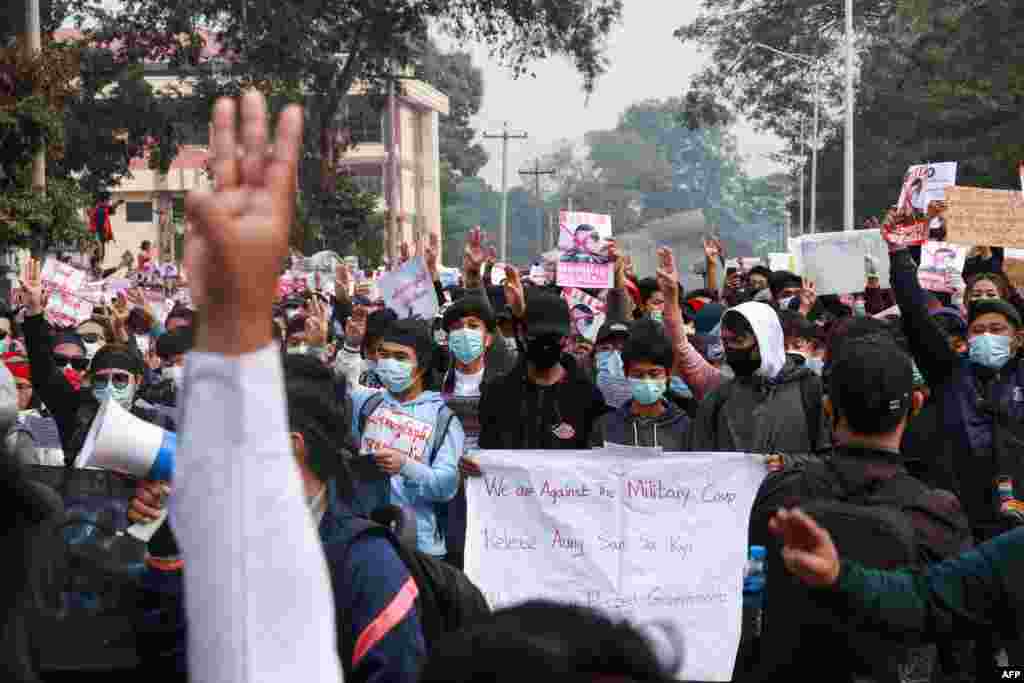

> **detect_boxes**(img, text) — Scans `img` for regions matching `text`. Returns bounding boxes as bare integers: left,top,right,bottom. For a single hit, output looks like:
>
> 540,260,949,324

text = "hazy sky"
458,2,786,191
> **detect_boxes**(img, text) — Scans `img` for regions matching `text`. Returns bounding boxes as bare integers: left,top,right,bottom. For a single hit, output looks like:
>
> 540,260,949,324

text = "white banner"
378,256,439,320
466,449,766,682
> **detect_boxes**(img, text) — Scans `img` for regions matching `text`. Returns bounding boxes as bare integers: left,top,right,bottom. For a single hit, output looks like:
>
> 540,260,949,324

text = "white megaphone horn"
76,398,176,542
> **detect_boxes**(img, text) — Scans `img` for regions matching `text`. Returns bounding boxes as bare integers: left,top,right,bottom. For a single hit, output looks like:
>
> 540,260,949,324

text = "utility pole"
23,0,45,193
483,123,527,261
519,159,554,261
844,0,855,231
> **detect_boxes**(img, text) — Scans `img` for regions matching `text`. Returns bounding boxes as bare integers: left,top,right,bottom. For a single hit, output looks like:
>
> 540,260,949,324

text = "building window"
341,95,383,144
125,201,153,223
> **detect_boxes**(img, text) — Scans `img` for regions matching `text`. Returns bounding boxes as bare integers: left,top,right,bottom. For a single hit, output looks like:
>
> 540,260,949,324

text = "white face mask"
84,341,103,360
166,365,184,390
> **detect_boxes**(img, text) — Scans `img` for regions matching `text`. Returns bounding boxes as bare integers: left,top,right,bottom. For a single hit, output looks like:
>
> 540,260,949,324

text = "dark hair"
966,271,1011,300
420,600,666,683
443,295,496,333
768,271,802,298
778,310,815,344
686,288,716,302
380,318,436,373
721,309,755,338
140,240,152,250
155,326,195,360
621,319,674,372
636,278,660,306
90,342,145,376
364,308,399,354
748,265,772,280
829,339,913,435
283,354,354,499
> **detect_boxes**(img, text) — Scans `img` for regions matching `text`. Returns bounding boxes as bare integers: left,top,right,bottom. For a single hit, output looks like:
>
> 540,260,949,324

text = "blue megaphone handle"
148,431,176,482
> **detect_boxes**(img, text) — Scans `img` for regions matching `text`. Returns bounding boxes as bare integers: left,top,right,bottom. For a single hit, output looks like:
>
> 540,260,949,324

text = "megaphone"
76,399,176,543
77,398,176,481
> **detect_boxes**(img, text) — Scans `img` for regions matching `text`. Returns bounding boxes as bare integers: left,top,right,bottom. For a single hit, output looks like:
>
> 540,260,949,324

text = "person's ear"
483,330,493,349
290,432,305,462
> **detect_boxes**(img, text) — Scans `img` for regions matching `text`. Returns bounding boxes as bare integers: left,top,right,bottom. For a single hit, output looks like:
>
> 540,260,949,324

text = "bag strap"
428,405,456,466
357,392,387,437
337,519,392,676
799,374,824,453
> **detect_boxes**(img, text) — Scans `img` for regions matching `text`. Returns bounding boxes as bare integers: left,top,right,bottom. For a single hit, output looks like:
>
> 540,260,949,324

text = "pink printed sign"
359,406,434,463
41,258,86,294
556,211,613,289
46,289,93,328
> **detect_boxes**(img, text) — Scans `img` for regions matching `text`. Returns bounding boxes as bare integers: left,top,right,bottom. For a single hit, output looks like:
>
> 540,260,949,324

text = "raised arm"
173,90,341,683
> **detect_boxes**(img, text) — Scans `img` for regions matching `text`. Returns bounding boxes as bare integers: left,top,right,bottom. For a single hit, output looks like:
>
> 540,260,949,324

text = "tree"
78,0,624,237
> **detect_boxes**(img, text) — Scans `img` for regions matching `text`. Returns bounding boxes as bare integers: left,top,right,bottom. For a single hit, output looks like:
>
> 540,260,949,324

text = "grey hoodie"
688,302,830,454
589,398,690,451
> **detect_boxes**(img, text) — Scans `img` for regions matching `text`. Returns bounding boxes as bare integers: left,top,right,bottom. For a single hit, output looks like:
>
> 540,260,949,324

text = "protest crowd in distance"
5,91,1024,683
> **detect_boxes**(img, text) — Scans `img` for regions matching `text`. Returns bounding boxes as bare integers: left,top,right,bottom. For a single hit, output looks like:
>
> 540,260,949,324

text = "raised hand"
184,90,303,355
424,231,440,282
503,265,526,319
463,226,487,275
305,296,329,348
768,508,840,588
19,258,44,317
335,263,351,297
399,241,411,265
655,247,679,303
798,280,817,316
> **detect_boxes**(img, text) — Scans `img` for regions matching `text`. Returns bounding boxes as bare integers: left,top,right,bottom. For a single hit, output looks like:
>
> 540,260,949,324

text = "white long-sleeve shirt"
171,345,343,683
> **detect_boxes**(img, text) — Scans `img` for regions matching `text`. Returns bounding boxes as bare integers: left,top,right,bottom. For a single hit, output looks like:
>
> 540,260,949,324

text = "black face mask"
725,347,761,377
525,335,563,370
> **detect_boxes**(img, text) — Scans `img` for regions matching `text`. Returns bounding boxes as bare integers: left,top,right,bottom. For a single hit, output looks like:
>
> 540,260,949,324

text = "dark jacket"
823,525,1024,647
589,399,690,451
478,353,608,450
320,482,426,683
891,249,1024,540
22,314,174,462
138,481,426,683
749,447,973,564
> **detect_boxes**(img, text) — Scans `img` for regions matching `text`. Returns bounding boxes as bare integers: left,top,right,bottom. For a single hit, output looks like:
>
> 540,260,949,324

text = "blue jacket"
891,249,1024,539
136,482,426,683
320,482,426,683
350,388,463,557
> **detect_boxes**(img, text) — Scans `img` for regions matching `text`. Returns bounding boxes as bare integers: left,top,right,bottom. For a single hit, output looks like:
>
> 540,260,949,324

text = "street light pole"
24,0,45,193
844,0,855,231
483,123,528,261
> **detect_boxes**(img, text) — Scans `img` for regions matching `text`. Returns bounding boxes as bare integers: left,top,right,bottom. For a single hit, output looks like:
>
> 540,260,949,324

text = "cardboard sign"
359,405,434,463
897,162,957,213
562,288,607,342
945,186,1024,248
917,242,968,293
466,449,767,682
557,211,614,289
378,256,439,320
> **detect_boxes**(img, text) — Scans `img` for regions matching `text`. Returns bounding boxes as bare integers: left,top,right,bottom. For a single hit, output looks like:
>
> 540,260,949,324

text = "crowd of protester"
1,91,1023,683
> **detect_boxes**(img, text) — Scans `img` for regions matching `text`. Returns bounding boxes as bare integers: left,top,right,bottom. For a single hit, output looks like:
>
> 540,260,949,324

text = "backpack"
358,392,457,542
709,372,825,453
336,518,490,676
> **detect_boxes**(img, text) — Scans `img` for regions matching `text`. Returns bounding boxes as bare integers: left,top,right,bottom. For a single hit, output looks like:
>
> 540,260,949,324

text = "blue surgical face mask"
969,333,1013,370
630,378,666,406
804,357,825,375
778,296,797,311
449,328,485,364
93,382,136,410
376,358,416,394
669,376,693,398
595,350,624,377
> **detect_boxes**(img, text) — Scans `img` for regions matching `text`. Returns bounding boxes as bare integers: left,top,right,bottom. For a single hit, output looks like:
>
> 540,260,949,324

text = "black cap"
596,320,631,345
828,338,913,434
524,290,570,338
768,270,802,298
442,295,496,333
968,298,1022,329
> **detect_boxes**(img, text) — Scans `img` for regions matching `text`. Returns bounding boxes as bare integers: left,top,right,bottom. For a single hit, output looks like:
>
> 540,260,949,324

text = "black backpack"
336,517,490,676
357,393,457,542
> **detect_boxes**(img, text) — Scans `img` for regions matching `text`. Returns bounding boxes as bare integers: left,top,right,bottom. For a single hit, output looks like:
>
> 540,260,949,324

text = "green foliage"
0,173,88,249
294,174,380,256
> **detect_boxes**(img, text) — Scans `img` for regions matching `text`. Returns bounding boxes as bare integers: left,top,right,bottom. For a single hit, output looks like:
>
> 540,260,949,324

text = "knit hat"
968,298,1022,329
523,290,570,338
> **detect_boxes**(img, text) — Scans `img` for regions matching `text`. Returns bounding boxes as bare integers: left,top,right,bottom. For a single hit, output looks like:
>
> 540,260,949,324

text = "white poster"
557,211,614,289
918,241,968,293
377,256,439,320
562,288,607,342
466,449,767,682
359,405,434,463
768,253,794,273
896,162,957,214
798,229,890,295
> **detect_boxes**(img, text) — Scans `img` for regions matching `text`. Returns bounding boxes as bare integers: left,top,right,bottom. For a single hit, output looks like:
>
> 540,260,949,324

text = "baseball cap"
596,321,631,345
828,338,913,434
968,298,1022,329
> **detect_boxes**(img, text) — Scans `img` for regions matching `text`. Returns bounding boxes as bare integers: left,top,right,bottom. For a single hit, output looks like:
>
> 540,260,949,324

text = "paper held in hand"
557,211,614,289
944,186,1024,248
465,449,767,682
378,256,439,320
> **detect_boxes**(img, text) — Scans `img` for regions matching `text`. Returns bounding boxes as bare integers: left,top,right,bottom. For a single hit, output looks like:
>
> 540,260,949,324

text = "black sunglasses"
93,372,132,390
79,333,102,344
53,354,89,372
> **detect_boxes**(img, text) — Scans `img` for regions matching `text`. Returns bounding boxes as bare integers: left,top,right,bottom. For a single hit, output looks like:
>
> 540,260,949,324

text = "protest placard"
41,257,86,294
885,219,930,248
797,230,890,296
77,280,107,305
557,211,614,289
917,242,968,293
562,288,607,342
944,186,1024,248
377,256,439,320
359,405,434,463
46,289,94,327
896,162,957,213
768,253,794,273
466,449,766,682
491,263,509,286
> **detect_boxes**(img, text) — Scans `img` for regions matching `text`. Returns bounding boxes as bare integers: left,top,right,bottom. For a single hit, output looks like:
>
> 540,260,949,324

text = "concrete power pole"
483,123,527,261
23,0,45,193
519,159,554,261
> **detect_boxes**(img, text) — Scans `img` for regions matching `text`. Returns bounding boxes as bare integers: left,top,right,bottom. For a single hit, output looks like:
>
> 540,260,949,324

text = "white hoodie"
730,302,786,381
